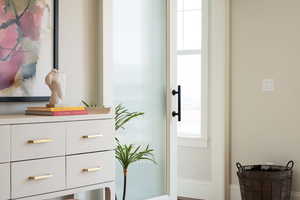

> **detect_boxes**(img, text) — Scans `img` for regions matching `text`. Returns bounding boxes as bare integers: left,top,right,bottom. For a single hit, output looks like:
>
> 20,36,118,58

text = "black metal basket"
236,161,294,200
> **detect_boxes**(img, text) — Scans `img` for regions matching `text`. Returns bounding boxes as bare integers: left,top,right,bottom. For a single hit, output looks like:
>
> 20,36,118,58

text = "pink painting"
0,0,53,99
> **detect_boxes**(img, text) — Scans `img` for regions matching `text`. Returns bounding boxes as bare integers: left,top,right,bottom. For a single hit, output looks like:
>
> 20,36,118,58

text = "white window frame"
177,0,209,148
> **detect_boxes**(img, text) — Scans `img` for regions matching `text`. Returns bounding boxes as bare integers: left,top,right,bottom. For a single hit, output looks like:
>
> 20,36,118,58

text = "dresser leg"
105,184,115,200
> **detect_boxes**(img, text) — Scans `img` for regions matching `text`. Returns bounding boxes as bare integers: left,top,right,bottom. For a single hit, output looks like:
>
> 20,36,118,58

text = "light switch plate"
262,79,274,92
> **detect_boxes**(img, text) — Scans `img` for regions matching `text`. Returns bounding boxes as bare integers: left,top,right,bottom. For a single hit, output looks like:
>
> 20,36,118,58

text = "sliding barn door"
111,0,177,199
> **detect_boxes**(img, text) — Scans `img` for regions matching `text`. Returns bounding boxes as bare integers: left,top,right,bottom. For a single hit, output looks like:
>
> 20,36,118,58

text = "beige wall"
0,0,98,113
0,0,99,198
231,0,300,191
4,0,300,197
180,0,300,194
60,0,98,106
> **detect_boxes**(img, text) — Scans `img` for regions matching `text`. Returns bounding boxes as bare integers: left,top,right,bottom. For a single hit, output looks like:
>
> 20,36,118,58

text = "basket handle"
286,160,294,170
236,162,243,172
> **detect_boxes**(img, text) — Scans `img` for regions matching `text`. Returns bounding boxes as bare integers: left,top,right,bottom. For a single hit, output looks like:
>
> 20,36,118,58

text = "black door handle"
172,85,181,122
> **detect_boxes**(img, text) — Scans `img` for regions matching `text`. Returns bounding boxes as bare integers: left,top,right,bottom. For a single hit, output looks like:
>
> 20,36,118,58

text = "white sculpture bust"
45,69,65,107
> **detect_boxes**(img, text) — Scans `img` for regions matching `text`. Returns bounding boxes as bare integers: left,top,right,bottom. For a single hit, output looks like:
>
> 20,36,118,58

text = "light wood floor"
178,197,201,200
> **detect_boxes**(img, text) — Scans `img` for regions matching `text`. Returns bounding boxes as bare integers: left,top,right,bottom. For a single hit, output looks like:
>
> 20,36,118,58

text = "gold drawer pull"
28,139,53,144
82,167,101,172
82,134,103,139
28,174,53,181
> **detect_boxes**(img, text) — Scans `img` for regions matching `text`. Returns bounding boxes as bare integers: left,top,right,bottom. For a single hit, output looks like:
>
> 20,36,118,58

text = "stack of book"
25,106,88,116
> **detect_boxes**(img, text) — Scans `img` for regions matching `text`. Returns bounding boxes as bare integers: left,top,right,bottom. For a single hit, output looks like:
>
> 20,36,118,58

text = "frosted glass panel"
112,0,166,199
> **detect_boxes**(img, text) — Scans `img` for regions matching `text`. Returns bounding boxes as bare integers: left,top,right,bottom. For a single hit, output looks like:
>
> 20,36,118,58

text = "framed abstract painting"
0,0,59,102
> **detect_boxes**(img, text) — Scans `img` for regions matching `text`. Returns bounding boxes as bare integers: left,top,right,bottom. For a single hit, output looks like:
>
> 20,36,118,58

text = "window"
177,0,208,145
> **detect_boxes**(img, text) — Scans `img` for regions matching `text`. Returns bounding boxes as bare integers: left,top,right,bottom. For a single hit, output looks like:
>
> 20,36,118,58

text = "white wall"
177,146,211,199
178,146,211,181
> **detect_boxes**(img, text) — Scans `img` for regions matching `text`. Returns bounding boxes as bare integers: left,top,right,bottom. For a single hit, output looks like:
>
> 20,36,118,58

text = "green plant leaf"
115,143,156,170
115,104,144,131
81,100,97,108
80,101,144,131
81,100,90,107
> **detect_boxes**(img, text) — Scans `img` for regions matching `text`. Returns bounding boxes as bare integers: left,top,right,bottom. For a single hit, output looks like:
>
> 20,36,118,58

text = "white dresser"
0,114,115,200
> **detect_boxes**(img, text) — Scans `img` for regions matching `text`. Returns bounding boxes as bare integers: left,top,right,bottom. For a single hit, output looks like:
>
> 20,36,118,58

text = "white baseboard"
230,184,300,200
178,178,211,199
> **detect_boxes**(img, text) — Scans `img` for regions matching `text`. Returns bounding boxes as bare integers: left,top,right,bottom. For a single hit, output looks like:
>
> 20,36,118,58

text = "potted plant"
82,101,156,200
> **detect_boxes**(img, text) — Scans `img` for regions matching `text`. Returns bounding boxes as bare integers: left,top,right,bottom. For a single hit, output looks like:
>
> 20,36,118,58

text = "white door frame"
98,0,113,108
165,0,178,199
165,0,230,199
208,0,230,199
98,0,230,199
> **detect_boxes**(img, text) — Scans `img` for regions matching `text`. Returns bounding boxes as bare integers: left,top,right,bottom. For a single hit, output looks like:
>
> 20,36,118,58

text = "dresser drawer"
11,123,65,161
11,157,65,199
66,120,114,154
0,163,10,200
66,151,114,188
0,126,10,163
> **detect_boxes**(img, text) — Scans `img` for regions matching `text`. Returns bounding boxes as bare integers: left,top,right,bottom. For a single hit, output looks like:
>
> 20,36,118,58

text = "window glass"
184,0,202,10
177,11,184,50
177,0,184,11
177,54,201,136
177,0,203,137
183,10,201,50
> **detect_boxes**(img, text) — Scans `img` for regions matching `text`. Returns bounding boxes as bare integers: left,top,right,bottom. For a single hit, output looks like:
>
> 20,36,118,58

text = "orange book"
27,106,86,112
